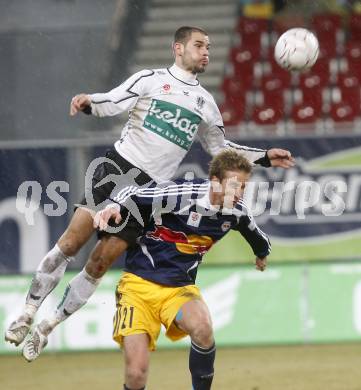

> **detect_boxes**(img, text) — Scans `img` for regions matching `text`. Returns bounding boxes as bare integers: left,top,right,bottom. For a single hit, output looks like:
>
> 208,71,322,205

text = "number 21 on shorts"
113,304,135,335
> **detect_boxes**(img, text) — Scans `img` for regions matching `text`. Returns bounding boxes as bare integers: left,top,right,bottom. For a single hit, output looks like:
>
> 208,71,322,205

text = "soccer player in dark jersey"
95,150,269,390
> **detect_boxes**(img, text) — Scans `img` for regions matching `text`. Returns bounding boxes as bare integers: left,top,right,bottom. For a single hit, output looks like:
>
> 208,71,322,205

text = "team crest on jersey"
187,211,202,227
196,96,205,110
221,221,231,232
161,84,171,94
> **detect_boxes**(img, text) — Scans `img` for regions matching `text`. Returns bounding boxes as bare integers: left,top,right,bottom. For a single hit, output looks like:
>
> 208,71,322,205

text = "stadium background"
1,0,361,388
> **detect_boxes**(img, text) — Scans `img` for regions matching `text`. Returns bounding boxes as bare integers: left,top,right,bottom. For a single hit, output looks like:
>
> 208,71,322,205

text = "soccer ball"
274,28,319,71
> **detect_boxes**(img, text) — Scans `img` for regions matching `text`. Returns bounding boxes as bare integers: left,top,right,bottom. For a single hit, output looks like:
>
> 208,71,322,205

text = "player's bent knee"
191,319,214,348
57,233,83,257
125,365,148,387
85,255,109,278
85,237,128,278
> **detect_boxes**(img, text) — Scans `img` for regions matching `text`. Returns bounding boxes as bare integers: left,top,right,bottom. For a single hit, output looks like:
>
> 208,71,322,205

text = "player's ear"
210,177,222,194
173,42,184,57
210,175,220,182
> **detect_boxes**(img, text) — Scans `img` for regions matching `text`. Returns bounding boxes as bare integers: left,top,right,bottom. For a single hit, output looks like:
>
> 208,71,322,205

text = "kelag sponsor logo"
143,99,202,150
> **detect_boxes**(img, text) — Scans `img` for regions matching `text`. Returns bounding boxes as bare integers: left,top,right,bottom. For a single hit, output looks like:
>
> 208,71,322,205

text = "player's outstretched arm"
93,205,122,231
87,69,154,117
234,207,271,264
198,125,268,163
197,124,294,169
198,100,295,169
255,256,267,272
70,94,91,116
226,143,295,169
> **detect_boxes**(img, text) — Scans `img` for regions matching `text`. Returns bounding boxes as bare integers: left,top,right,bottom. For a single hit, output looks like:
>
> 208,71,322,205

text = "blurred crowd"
240,0,361,20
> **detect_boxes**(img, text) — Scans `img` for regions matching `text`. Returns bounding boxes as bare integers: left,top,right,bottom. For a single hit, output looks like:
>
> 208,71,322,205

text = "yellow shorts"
112,272,202,351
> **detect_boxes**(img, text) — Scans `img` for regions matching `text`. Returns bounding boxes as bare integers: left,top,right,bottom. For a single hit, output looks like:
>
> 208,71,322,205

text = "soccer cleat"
22,320,51,362
5,316,33,346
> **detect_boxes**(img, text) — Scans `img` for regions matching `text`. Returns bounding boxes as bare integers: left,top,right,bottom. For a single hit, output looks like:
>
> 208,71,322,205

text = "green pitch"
1,343,361,389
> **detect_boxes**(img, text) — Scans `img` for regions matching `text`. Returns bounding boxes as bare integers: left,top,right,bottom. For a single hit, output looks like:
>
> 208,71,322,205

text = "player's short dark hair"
174,26,208,45
209,150,252,181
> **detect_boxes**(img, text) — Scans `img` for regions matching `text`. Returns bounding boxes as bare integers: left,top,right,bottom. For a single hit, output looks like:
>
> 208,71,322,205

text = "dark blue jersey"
109,179,271,287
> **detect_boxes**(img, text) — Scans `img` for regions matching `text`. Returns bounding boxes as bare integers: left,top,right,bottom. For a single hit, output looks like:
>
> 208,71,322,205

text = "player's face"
210,170,250,209
180,32,210,74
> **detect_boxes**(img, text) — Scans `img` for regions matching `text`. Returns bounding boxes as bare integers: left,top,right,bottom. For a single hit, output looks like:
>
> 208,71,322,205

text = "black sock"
123,385,145,390
189,341,216,390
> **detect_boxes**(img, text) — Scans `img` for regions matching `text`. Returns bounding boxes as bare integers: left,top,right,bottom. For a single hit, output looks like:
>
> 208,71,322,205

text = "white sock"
25,244,72,314
53,269,101,324
24,304,37,319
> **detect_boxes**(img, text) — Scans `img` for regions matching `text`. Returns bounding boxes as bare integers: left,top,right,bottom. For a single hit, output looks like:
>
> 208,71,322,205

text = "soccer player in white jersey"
6,26,293,360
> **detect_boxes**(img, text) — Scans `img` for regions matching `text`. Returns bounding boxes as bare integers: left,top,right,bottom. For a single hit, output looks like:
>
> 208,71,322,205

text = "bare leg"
57,207,96,256
175,299,214,348
123,334,150,389
85,235,129,278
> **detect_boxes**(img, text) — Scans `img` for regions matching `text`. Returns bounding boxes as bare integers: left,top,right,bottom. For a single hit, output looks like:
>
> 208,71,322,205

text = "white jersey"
89,64,266,182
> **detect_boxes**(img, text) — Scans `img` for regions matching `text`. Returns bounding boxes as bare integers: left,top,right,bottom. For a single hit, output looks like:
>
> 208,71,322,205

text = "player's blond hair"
209,150,252,181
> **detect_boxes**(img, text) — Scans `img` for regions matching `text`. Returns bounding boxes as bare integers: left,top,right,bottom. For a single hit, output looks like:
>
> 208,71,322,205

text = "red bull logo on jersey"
221,221,231,232
146,225,214,255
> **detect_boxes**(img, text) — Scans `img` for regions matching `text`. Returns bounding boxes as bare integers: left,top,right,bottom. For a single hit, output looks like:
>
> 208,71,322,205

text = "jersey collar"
168,64,199,86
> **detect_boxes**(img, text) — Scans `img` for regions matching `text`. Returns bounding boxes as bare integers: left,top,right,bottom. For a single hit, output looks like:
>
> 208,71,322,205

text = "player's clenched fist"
267,148,295,169
255,257,267,272
93,206,122,231
70,94,91,116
